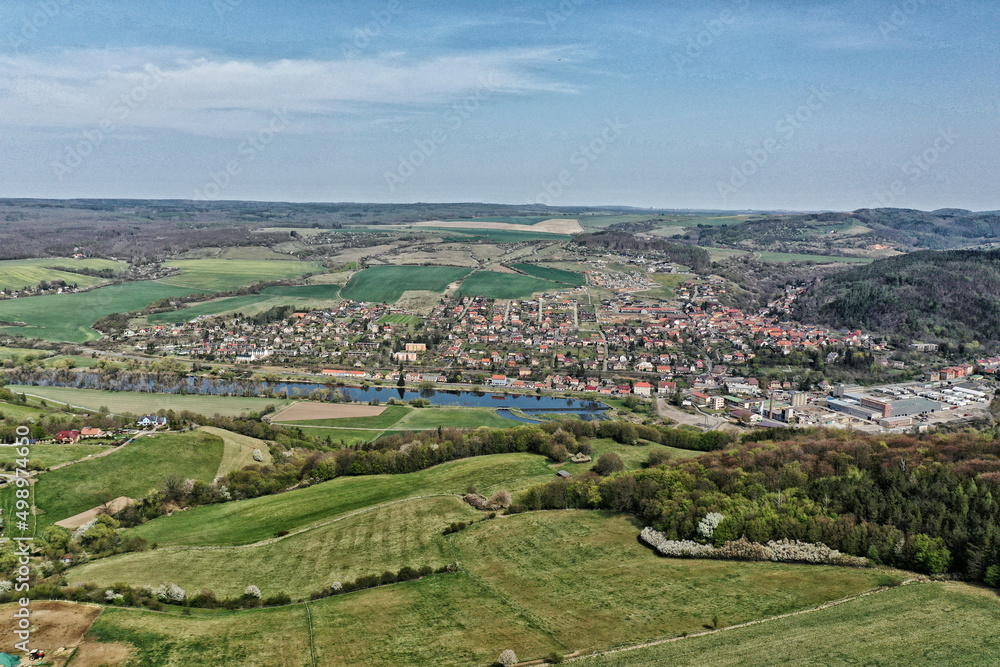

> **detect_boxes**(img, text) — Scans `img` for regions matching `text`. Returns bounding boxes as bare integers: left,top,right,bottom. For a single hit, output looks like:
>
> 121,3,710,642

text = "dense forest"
572,231,711,272
517,429,1000,584
792,248,1000,349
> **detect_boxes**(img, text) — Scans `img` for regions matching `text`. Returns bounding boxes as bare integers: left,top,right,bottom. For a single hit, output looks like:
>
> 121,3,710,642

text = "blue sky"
1,0,997,210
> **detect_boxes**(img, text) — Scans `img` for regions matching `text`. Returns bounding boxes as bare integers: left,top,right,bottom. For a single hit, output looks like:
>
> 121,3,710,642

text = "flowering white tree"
253,448,264,462
0,581,12,594
244,585,262,599
331,581,343,593
697,512,725,539
156,583,186,602
498,649,517,666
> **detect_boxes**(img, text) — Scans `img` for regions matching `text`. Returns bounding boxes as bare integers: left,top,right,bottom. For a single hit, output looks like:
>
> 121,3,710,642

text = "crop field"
126,453,555,547
6,385,291,416
158,259,324,291
259,284,342,298
0,257,126,291
0,443,113,469
579,582,1000,666
0,281,201,342
278,404,411,430
452,511,882,654
455,271,562,299
394,407,514,430
69,496,482,598
340,266,472,303
511,263,586,286
28,431,224,527
431,228,572,243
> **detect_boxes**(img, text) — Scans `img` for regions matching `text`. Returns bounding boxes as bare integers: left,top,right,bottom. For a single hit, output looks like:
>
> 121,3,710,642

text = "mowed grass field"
511,263,586,286
0,281,201,342
126,453,555,547
455,271,563,299
451,511,882,654
30,430,224,526
74,510,931,667
579,582,1000,666
340,265,472,303
159,259,324,291
69,495,482,598
0,257,126,291
6,385,291,416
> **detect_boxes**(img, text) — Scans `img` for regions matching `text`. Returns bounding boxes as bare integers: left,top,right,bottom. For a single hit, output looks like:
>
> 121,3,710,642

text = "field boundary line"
567,579,927,663
304,600,317,667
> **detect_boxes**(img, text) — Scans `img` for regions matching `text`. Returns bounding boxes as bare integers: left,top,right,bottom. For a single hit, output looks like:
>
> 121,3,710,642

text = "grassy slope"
82,510,909,667
197,426,273,478
128,453,554,547
32,431,224,525
579,582,1000,666
6,385,291,416
453,511,881,653
68,496,482,598
5,443,113,468
90,603,313,667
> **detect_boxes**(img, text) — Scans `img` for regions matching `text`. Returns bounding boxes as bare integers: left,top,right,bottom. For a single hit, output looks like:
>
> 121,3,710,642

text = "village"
95,265,997,435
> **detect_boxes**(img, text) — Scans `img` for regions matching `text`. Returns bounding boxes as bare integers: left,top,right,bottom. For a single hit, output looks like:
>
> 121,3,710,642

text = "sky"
1,0,998,211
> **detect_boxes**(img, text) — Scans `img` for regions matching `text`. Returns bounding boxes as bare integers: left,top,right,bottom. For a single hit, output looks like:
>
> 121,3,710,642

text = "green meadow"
455,271,562,299
340,265,472,303
0,257,126,291
0,281,201,342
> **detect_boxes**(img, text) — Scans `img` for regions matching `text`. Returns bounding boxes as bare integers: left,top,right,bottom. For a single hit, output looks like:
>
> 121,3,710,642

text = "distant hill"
695,208,1000,254
572,231,711,272
792,248,1000,349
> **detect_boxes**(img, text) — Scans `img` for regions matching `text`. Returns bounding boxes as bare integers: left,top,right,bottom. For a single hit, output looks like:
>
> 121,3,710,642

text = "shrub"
984,565,1000,587
646,449,672,468
594,452,625,476
696,512,725,539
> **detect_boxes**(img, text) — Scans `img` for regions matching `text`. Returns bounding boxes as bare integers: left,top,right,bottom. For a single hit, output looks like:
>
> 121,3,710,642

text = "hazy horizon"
2,1,998,211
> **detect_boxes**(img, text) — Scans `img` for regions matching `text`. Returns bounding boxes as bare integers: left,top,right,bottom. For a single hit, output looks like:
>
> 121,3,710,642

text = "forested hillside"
517,428,1000,585
792,249,1000,348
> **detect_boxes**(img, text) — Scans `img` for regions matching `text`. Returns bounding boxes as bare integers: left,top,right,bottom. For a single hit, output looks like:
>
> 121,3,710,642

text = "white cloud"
0,47,578,135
